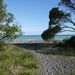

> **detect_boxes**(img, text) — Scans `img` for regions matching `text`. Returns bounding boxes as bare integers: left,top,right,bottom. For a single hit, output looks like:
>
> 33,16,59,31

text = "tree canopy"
41,0,75,41
41,7,72,41
0,0,22,40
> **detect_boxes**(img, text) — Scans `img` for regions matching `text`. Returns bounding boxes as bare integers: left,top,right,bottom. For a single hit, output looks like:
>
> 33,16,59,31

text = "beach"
1,0,75,74
8,40,75,75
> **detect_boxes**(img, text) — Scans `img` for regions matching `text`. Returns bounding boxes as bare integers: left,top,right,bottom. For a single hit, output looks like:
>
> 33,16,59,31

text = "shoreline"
5,40,62,44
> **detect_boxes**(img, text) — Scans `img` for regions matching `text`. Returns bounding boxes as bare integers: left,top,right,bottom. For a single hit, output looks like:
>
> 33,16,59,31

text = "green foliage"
63,36,75,47
57,0,75,48
0,0,22,40
41,26,61,41
0,0,6,22
41,4,75,42
41,0,75,42
41,29,54,41
41,7,69,41
49,7,70,26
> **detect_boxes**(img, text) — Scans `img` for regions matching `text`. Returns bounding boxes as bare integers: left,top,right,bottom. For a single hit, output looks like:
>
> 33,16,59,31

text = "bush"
63,36,75,48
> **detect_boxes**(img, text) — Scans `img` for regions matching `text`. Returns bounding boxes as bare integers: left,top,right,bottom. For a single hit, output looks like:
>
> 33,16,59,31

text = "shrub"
63,36,75,48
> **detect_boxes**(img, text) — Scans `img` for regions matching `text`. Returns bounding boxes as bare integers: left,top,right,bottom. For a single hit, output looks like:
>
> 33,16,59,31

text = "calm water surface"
15,35,74,41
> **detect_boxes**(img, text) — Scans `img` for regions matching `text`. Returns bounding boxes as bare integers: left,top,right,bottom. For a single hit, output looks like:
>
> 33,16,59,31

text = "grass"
38,44,75,56
0,44,38,75
51,48,75,56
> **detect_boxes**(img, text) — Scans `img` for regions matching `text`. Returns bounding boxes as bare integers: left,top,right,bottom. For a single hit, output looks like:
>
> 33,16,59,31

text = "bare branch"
61,25,75,30
59,0,75,10
60,30,75,32
66,18,75,26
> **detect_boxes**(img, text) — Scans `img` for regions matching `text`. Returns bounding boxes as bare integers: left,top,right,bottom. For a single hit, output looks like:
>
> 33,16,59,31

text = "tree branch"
66,18,75,26
61,25,75,30
59,0,75,10
60,30,75,32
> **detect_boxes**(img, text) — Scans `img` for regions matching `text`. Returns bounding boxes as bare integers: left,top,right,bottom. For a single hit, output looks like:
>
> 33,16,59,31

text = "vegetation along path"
15,43,75,75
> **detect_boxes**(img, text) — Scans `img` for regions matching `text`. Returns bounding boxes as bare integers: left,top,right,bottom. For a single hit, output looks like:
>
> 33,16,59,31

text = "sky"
4,0,75,35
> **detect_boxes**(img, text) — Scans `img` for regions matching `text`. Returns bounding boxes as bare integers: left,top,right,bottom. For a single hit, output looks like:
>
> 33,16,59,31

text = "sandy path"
30,50,75,75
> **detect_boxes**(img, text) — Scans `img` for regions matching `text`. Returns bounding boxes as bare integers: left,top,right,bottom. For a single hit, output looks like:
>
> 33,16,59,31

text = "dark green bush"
63,36,75,48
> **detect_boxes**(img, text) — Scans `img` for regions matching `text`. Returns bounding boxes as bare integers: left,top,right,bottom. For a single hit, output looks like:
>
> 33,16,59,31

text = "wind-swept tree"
41,7,72,41
0,0,22,40
41,0,75,41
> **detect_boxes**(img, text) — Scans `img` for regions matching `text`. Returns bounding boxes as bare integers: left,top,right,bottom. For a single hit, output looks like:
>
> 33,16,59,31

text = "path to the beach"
14,43,75,75
31,50,75,75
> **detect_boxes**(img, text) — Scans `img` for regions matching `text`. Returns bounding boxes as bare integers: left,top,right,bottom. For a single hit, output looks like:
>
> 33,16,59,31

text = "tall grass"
0,44,38,75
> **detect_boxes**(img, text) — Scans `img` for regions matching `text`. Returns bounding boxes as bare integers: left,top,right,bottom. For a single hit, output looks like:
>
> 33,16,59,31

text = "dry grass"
0,44,38,75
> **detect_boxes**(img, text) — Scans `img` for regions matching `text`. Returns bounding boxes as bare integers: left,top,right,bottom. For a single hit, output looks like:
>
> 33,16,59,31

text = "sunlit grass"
0,44,38,75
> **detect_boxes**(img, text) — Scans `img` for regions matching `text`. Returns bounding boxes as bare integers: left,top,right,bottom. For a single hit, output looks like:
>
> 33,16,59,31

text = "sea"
15,35,74,41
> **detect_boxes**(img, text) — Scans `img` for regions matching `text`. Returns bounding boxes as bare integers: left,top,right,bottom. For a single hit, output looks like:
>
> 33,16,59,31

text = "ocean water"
15,35,42,41
15,35,73,41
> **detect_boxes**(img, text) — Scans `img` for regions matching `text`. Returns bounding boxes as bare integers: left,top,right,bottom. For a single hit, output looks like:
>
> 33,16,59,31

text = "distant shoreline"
5,40,61,44
5,35,73,44
15,35,72,42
